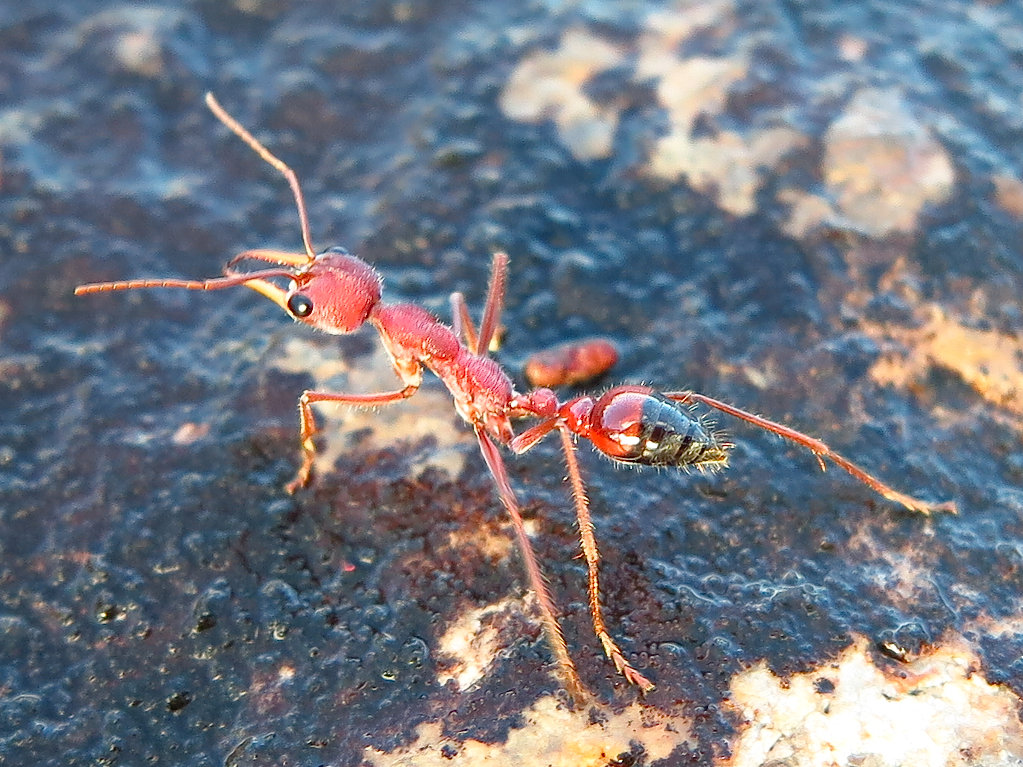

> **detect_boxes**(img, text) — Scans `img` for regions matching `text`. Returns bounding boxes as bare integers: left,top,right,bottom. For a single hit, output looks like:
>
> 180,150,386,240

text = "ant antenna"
73,267,299,296
205,92,317,263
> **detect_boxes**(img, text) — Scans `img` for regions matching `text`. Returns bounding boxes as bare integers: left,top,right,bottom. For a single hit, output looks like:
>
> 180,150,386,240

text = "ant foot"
619,662,655,693
613,654,655,693
601,634,655,692
285,466,313,494
886,489,959,515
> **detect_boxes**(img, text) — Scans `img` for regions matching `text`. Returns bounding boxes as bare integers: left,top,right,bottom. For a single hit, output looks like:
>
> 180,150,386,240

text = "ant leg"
448,253,507,355
475,253,509,356
449,291,479,352
509,418,560,454
665,391,957,515
556,426,655,692
286,386,418,493
475,426,587,703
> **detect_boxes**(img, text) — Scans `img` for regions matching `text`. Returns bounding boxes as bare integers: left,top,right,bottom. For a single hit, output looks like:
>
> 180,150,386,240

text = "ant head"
284,247,382,334
74,246,382,336
76,98,383,337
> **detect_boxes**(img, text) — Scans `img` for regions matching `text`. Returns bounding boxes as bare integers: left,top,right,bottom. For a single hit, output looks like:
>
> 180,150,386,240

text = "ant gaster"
76,93,957,701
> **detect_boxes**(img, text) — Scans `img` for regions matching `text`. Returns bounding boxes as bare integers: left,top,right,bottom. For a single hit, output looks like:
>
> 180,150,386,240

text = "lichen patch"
502,14,961,233
435,596,531,691
992,173,1023,219
499,27,626,161
822,89,956,236
868,303,1023,417
725,635,1023,767
363,695,692,766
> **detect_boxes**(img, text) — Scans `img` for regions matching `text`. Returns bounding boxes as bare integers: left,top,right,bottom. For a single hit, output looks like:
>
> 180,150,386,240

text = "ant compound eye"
287,293,313,318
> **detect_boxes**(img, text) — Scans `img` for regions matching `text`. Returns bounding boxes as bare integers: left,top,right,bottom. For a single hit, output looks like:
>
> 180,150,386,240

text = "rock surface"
2,1,1022,765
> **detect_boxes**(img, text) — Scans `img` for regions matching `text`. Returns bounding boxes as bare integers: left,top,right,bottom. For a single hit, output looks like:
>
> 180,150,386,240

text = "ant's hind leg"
556,426,655,692
452,250,507,353
665,390,957,515
449,253,508,356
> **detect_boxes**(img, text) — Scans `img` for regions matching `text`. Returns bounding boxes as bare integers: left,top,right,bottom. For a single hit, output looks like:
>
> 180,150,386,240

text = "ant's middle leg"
476,252,508,355
286,386,418,493
449,292,479,352
475,425,586,703
449,252,508,354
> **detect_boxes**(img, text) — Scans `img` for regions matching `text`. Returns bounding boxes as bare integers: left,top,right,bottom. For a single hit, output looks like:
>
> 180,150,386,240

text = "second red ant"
76,94,957,700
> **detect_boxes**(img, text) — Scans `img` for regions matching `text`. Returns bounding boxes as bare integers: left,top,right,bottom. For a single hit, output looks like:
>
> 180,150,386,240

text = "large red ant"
76,93,956,700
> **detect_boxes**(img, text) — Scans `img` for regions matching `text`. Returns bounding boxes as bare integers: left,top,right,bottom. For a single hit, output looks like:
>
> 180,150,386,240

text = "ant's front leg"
286,386,418,493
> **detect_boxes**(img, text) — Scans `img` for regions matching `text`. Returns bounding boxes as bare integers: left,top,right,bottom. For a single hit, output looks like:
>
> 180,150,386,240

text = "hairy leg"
475,426,586,702
286,386,418,493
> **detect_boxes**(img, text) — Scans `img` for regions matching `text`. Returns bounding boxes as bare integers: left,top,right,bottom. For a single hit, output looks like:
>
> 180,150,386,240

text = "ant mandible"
76,93,957,701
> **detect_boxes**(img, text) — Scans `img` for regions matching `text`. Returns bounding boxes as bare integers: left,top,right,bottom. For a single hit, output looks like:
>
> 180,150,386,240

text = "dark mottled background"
2,1,1022,765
